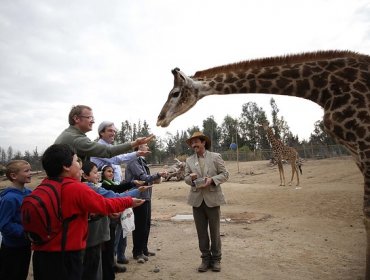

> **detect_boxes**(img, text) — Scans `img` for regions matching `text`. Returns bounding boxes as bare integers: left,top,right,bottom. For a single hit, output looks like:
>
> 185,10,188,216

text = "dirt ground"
1,156,367,279
123,157,366,280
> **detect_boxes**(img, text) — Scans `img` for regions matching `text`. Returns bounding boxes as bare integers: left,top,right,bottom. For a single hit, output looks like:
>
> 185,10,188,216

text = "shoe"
144,251,156,257
211,260,221,272
114,264,127,273
117,259,129,264
197,261,210,272
134,254,148,263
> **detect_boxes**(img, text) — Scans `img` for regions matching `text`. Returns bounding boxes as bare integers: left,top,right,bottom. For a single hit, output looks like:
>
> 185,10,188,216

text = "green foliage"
3,102,336,164
239,101,268,150
309,120,336,145
202,116,221,151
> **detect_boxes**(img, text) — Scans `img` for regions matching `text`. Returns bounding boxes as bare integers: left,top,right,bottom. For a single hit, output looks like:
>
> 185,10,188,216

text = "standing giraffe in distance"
260,122,302,187
156,50,370,278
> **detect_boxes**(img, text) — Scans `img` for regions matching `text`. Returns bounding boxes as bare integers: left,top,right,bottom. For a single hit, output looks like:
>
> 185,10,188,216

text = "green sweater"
54,126,133,162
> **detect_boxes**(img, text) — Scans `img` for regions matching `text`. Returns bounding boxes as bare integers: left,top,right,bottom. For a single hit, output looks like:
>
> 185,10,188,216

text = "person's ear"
73,114,80,123
62,165,70,173
8,172,17,181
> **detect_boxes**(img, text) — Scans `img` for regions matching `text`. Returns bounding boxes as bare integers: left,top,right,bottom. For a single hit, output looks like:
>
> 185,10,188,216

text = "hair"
68,105,92,125
42,144,75,177
82,161,97,176
5,160,30,181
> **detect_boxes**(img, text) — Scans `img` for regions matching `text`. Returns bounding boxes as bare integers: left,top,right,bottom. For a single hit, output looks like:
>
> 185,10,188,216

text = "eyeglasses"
79,115,95,121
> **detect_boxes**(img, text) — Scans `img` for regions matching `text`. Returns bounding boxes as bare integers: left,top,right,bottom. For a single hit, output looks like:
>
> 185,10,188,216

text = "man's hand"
132,134,155,147
204,176,213,187
109,212,121,219
138,186,152,192
189,173,198,181
136,150,151,157
132,198,145,207
158,170,168,177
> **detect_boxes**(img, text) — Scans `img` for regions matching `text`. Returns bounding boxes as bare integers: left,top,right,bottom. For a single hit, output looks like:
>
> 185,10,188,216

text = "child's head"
42,144,81,179
100,165,114,181
82,161,99,184
5,160,32,185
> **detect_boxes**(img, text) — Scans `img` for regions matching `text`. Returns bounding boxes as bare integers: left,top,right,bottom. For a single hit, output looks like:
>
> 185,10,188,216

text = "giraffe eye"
172,91,180,98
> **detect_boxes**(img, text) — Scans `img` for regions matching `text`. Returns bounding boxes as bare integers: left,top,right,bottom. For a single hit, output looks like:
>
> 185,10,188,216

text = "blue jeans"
114,226,127,262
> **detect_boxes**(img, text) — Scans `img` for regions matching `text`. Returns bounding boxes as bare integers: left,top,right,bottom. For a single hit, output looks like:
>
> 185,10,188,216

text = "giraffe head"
156,68,202,127
260,121,270,131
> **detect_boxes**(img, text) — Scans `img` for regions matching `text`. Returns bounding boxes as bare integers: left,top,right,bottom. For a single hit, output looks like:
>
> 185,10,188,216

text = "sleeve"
71,183,134,215
184,159,194,186
119,189,140,198
108,182,136,193
91,152,137,169
72,135,133,158
0,197,24,238
128,160,160,184
210,153,229,185
93,185,140,199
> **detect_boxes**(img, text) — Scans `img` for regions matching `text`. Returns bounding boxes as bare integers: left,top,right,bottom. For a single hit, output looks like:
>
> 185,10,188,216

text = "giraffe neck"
192,51,369,109
266,127,283,150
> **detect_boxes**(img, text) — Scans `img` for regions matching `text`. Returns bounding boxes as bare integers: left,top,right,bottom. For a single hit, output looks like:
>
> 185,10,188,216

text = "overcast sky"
0,0,369,154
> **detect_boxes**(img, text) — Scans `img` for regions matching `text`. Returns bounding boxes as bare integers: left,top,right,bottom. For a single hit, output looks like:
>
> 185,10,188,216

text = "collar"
197,150,207,158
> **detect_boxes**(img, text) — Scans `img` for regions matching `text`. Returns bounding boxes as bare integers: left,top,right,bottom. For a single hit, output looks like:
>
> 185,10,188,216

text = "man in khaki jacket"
184,132,229,273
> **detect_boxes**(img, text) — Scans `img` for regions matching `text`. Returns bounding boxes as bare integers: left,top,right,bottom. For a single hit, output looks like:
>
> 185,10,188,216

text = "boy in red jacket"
31,144,144,280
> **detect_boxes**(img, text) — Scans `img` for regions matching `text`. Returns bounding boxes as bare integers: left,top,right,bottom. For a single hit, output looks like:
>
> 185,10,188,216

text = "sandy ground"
1,156,367,279
122,157,366,280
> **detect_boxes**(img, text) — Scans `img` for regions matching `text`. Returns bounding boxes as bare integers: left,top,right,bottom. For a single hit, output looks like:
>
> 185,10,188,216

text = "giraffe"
156,50,370,278
260,122,302,187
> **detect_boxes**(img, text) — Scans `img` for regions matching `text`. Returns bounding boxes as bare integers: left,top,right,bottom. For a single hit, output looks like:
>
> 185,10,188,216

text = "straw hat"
186,131,211,150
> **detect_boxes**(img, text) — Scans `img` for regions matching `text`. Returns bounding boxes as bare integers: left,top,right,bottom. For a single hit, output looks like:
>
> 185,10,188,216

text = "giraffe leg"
278,162,285,186
296,164,300,186
364,177,370,280
288,161,296,186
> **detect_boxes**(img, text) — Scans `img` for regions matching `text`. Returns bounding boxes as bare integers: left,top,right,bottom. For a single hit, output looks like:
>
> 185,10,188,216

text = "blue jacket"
0,187,32,247
86,182,140,198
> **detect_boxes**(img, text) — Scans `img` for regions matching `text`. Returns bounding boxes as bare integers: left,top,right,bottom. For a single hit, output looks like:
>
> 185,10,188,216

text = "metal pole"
236,126,239,173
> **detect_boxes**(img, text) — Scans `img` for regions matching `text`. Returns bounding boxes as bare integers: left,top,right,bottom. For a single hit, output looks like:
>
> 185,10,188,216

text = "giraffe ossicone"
156,50,370,278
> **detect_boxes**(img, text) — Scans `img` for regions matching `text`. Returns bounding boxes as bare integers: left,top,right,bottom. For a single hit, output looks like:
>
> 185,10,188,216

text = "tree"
117,120,132,143
202,116,221,152
270,98,281,137
0,147,6,164
187,126,200,137
239,102,268,150
220,115,239,150
7,146,13,162
309,120,336,145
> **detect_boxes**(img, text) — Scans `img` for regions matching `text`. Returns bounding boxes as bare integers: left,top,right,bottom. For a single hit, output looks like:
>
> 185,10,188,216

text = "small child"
81,162,145,280
0,160,32,280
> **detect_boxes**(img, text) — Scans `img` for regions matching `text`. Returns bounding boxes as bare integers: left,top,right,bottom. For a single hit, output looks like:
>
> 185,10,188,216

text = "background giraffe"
261,122,302,187
156,50,370,278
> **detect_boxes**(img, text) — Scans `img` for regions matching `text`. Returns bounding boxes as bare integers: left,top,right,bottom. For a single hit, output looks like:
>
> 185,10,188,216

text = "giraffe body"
262,123,302,186
156,50,370,278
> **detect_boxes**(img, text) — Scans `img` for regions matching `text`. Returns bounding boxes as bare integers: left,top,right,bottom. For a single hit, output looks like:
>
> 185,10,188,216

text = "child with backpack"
0,160,32,280
22,144,144,280
81,161,146,280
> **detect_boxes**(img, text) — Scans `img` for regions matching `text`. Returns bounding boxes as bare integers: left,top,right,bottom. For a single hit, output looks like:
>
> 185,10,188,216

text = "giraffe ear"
172,68,187,85
171,68,180,75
